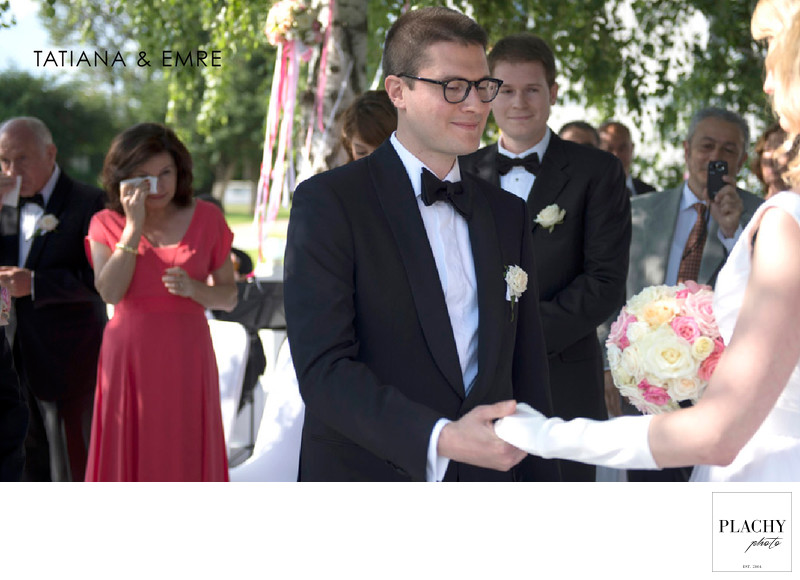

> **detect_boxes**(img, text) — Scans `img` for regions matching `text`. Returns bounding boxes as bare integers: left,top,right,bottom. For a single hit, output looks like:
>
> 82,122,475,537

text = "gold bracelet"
115,242,138,255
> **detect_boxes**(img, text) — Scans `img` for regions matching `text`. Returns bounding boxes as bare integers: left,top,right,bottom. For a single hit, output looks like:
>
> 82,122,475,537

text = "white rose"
611,365,636,391
691,336,715,361
37,214,59,233
627,285,674,318
626,320,650,344
638,326,698,381
667,376,703,402
620,345,644,380
606,344,622,370
534,204,566,232
505,265,527,299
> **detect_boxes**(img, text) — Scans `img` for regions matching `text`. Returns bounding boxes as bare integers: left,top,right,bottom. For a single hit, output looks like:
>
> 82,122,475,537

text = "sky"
0,0,89,79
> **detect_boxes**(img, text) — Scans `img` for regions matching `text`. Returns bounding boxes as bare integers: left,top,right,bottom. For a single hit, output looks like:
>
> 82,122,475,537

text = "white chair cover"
229,339,304,482
208,319,250,454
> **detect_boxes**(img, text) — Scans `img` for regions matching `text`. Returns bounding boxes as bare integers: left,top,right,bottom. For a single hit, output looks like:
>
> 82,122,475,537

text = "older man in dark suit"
461,33,631,482
0,117,106,481
284,7,557,482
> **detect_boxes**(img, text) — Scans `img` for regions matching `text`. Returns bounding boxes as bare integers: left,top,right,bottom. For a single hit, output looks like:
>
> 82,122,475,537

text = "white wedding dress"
691,191,800,482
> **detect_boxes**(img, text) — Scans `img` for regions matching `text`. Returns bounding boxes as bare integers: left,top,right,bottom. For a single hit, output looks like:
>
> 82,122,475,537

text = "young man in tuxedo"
0,117,107,481
598,120,656,196
284,7,557,482
460,34,631,481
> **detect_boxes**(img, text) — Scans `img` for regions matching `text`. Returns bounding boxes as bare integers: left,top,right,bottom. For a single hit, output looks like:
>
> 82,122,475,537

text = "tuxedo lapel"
468,144,502,188
528,134,569,231
24,173,68,269
461,173,504,406
368,143,465,397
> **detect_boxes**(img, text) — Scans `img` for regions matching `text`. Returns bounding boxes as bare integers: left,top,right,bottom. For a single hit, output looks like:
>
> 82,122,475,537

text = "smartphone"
707,160,728,200
120,175,158,194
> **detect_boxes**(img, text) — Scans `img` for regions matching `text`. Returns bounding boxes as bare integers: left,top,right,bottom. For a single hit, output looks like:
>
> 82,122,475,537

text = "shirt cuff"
426,418,451,482
717,224,742,252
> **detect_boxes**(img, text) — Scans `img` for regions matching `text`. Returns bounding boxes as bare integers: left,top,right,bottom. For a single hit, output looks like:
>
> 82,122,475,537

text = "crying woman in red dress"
85,123,237,481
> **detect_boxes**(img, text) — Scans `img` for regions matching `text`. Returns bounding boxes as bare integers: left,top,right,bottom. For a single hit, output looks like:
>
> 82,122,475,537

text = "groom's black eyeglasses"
397,74,503,104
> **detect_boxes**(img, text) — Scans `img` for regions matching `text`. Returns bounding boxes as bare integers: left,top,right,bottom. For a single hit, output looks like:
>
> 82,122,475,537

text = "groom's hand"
437,400,527,471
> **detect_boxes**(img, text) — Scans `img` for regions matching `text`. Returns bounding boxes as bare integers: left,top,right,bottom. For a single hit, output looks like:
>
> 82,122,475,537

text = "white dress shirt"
19,165,60,302
389,134,479,482
498,128,552,202
664,181,741,285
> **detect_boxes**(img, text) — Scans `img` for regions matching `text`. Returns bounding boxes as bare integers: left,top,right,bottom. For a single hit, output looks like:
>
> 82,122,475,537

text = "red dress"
85,200,232,481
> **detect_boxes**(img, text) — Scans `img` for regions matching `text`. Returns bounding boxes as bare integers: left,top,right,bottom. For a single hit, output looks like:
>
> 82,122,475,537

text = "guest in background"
340,90,398,162
558,120,600,147
461,33,631,481
598,120,656,196
85,122,237,481
0,116,106,481
752,122,790,198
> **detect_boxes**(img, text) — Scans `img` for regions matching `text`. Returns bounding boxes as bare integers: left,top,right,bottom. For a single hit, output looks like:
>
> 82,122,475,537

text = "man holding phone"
603,106,763,481
626,107,762,293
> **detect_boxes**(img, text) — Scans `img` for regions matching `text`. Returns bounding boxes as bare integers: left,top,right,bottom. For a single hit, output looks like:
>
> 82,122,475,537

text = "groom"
284,7,557,481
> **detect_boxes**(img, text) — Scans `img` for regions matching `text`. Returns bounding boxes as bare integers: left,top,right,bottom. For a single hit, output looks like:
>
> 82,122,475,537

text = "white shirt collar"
390,133,461,199
498,126,551,161
680,180,706,211
39,164,60,204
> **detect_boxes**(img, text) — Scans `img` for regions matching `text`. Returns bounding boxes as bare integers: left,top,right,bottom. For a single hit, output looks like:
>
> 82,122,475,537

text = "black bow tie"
20,193,45,208
420,168,472,220
496,152,541,176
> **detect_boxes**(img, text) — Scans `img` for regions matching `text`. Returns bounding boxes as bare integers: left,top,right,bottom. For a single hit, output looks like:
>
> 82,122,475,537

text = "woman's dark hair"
340,91,397,161
102,122,194,213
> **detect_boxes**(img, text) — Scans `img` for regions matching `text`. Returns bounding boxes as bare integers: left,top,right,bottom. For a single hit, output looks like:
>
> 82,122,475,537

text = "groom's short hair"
382,7,488,80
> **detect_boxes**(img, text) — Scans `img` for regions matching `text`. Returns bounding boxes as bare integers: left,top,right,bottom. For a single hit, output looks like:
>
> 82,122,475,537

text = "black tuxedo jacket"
632,176,656,196
284,141,556,481
0,171,107,401
461,134,631,423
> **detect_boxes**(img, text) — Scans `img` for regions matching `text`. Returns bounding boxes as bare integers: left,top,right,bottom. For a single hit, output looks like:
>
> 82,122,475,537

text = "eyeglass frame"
396,74,504,104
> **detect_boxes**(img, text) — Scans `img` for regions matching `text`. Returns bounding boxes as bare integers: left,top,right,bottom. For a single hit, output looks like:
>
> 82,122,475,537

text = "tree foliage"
0,70,120,186
30,0,771,189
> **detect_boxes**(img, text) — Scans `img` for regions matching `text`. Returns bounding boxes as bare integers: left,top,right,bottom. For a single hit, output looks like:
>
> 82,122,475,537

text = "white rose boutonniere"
33,214,59,238
534,203,566,233
504,265,527,321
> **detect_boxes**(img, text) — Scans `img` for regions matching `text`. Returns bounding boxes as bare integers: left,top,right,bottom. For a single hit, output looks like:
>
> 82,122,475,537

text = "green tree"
0,70,120,186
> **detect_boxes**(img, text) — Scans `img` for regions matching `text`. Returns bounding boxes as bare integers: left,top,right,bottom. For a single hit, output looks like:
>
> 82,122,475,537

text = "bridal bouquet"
606,281,725,414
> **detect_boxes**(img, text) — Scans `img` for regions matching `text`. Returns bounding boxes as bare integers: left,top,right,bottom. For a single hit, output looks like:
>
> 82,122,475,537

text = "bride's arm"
650,206,800,468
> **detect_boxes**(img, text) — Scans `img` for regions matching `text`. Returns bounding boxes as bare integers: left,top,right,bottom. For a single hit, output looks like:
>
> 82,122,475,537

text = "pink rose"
671,316,701,343
638,379,671,405
698,348,723,381
713,337,725,354
608,309,636,350
681,289,719,337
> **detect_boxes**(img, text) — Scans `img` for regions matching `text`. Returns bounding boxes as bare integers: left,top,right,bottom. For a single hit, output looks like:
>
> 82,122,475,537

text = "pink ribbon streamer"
314,0,335,132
